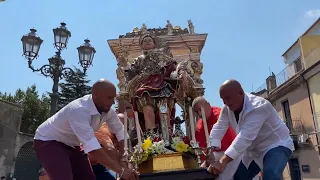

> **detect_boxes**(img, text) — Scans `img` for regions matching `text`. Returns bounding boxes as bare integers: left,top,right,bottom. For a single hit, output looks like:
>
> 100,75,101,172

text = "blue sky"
0,0,319,113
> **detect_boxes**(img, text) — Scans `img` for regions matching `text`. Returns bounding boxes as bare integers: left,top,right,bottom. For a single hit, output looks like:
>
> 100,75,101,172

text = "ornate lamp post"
21,22,96,115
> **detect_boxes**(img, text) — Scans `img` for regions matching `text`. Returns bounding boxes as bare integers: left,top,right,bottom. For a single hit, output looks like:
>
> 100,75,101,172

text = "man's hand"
120,161,128,168
220,154,233,166
207,154,233,175
207,161,223,175
121,168,139,180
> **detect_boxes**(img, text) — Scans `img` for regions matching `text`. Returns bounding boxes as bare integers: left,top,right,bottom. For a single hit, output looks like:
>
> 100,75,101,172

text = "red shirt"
195,106,236,160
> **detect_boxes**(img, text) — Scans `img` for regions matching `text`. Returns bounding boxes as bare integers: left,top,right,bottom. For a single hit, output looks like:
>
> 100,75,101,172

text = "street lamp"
21,22,96,115
77,39,96,73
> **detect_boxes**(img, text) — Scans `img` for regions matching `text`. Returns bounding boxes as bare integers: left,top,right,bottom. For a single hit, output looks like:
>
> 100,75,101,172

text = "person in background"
208,79,294,180
192,96,239,180
91,99,136,180
91,122,118,180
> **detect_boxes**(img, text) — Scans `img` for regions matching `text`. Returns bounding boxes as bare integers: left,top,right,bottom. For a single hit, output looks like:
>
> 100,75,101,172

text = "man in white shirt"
33,79,138,180
207,79,294,180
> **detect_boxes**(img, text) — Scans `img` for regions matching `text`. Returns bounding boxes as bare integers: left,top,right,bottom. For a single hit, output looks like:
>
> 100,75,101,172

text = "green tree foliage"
0,85,50,134
58,67,91,109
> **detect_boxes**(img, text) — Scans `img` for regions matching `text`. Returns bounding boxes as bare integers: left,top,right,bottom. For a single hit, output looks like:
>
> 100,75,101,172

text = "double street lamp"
21,22,96,115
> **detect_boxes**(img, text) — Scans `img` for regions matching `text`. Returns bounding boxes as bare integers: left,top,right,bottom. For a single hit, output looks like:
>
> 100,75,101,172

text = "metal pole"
50,74,59,116
49,50,62,116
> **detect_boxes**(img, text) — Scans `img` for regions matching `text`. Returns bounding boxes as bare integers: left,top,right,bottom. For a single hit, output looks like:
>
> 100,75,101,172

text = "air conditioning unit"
298,134,309,144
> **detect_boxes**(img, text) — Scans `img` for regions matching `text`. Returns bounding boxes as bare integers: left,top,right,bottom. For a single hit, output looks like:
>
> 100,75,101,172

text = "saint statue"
119,33,188,145
166,20,173,35
141,23,148,34
188,20,195,34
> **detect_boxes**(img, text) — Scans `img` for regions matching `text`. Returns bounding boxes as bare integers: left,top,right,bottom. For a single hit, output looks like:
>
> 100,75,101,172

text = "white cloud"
305,9,320,18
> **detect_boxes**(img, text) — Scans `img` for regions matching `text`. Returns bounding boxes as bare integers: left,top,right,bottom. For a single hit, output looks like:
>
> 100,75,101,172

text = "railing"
254,59,303,94
275,65,291,88
254,83,267,94
285,118,305,135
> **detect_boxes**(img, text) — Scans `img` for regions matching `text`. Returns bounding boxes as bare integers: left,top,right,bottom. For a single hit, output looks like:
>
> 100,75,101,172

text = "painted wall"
307,22,320,36
273,83,314,132
283,43,301,65
272,83,320,179
309,73,320,131
0,100,23,177
300,35,320,69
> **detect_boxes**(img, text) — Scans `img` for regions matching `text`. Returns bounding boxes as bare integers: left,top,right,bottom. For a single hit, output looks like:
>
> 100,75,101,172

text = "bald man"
33,79,138,180
207,79,294,180
192,96,238,180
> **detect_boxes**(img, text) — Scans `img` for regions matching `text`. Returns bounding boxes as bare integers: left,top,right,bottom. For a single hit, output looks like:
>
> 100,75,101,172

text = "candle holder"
190,140,204,167
202,142,212,166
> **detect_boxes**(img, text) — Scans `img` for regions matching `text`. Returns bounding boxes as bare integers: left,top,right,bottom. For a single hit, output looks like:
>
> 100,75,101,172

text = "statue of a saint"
166,20,173,35
133,27,139,34
141,23,147,34
188,20,195,34
119,33,188,143
173,116,185,138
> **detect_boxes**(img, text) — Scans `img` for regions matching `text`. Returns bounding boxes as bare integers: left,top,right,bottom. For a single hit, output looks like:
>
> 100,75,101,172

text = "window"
282,100,293,131
294,58,303,72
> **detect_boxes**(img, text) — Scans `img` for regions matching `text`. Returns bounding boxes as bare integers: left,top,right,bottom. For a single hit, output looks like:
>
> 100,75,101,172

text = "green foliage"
0,85,50,134
58,67,91,110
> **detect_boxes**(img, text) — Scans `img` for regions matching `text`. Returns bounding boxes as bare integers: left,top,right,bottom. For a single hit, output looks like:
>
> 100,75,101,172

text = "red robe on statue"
195,106,236,161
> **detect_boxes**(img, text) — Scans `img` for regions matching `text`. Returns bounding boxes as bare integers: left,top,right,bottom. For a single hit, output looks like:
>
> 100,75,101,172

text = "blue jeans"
92,164,116,180
234,146,292,180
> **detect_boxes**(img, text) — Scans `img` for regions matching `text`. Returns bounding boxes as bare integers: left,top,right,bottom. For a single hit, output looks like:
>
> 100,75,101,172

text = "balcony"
253,58,303,95
285,118,305,135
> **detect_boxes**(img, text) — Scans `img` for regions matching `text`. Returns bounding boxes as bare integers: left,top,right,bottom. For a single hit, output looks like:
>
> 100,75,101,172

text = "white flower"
172,137,181,144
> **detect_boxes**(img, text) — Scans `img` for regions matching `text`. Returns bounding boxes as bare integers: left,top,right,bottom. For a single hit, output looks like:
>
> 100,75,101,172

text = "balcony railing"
285,118,305,135
254,58,303,94
254,82,267,94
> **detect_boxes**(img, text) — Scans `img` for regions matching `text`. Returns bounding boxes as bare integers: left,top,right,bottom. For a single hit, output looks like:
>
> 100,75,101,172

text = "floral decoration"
131,135,194,164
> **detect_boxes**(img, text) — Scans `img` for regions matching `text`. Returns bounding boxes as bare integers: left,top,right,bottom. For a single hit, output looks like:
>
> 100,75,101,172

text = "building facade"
254,18,320,180
0,100,40,180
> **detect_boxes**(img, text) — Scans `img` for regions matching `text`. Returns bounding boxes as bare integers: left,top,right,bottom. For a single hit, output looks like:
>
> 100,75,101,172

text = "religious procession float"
107,20,217,180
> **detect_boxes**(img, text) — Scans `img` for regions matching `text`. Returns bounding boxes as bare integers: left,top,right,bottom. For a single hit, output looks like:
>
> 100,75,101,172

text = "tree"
0,85,50,134
58,67,91,109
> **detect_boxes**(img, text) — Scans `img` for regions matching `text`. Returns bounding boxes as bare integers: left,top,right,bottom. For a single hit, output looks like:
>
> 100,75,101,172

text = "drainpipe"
302,74,320,154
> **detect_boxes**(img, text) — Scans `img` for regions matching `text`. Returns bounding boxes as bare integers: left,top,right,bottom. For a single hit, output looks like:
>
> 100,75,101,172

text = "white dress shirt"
34,94,125,154
210,93,294,169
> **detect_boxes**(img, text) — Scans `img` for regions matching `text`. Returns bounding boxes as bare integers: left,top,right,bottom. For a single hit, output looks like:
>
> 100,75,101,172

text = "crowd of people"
32,79,294,180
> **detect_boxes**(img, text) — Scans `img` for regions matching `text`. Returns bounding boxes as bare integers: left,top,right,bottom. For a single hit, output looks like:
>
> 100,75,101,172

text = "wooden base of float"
137,152,218,180
138,152,197,174
139,168,218,180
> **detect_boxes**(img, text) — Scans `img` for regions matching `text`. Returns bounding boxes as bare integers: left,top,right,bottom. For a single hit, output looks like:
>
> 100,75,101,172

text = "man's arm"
209,106,231,150
67,108,123,174
223,107,269,162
